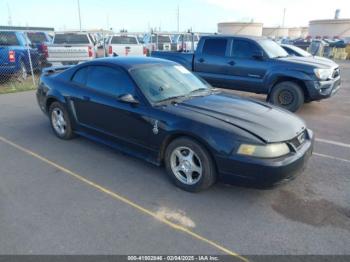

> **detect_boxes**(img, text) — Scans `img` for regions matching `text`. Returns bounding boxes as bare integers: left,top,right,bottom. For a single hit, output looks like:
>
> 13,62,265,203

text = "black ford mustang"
36,57,314,192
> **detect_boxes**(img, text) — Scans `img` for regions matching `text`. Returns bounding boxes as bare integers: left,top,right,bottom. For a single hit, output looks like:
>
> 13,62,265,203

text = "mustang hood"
177,92,306,143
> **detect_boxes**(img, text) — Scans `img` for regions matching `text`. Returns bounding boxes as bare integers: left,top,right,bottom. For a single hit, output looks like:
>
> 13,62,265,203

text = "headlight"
314,68,333,81
237,143,290,158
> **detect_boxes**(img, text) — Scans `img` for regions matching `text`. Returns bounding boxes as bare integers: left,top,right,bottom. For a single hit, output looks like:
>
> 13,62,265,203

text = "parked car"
172,33,200,52
143,34,173,54
152,35,341,112
26,31,52,67
47,32,97,66
36,57,314,192
107,34,146,57
281,44,337,65
0,31,41,81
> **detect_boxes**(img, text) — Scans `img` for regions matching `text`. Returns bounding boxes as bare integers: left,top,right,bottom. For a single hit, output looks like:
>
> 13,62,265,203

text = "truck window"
27,32,47,44
0,32,19,46
54,34,90,44
202,39,227,56
231,40,259,59
111,36,138,45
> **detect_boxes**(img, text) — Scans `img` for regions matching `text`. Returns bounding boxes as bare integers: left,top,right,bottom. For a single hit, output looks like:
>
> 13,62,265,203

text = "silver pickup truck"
47,32,97,66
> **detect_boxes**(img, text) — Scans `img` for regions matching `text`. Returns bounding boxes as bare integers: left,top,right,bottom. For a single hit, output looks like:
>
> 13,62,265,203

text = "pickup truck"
107,35,146,57
152,35,341,112
26,31,52,67
47,32,97,66
0,31,41,81
143,34,174,54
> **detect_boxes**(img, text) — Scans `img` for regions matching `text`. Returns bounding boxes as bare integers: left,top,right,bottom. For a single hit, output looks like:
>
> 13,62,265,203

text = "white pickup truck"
107,35,146,57
47,32,97,66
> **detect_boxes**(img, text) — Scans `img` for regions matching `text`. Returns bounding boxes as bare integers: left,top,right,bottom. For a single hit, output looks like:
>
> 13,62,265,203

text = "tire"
16,60,28,82
48,102,75,140
268,81,304,112
165,137,216,192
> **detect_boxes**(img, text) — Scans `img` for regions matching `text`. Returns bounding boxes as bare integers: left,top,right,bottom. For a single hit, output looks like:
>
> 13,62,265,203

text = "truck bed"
151,51,194,70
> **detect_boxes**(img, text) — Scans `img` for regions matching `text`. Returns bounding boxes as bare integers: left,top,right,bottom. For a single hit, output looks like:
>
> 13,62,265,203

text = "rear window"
111,36,138,45
27,32,47,43
0,32,19,46
54,34,90,44
156,36,171,44
202,39,227,56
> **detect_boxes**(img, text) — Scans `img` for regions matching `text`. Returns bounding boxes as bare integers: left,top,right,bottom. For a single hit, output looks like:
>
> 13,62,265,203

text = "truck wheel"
269,81,304,112
16,60,28,82
165,137,216,192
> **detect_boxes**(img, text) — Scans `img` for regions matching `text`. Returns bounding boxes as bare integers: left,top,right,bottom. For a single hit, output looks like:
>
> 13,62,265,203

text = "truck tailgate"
110,44,144,57
47,45,91,62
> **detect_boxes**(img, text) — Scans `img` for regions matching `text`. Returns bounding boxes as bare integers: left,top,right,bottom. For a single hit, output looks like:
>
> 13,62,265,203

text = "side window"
72,67,88,85
202,39,227,56
86,66,134,96
232,40,259,59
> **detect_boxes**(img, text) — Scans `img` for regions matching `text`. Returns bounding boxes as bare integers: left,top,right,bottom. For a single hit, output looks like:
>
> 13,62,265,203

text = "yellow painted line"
0,135,248,262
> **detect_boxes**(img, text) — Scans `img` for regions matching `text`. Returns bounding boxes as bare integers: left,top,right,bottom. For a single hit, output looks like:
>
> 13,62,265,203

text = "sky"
1,0,350,32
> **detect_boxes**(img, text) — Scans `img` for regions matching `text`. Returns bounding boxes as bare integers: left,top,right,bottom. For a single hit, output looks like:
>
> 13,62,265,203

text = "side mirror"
252,50,264,60
118,94,139,105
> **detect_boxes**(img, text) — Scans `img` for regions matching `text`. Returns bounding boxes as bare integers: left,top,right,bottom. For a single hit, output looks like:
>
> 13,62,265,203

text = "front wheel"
165,137,216,192
268,81,304,112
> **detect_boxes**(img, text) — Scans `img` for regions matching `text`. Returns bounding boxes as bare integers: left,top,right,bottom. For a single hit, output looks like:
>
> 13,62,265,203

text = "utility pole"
177,5,180,32
282,8,286,27
7,3,12,26
77,0,82,31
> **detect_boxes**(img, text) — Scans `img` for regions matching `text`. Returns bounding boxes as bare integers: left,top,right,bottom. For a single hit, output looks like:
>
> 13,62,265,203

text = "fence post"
26,41,36,87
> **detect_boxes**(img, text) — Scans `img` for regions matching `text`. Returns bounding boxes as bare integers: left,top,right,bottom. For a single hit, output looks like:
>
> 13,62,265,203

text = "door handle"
198,58,205,63
228,61,236,66
83,96,91,101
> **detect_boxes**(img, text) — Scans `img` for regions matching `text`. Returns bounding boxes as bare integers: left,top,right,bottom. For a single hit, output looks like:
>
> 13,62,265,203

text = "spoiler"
42,65,73,75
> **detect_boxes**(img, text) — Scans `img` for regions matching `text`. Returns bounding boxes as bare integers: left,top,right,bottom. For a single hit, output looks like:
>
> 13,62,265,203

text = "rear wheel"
15,60,28,82
268,81,304,112
49,102,75,140
165,137,216,192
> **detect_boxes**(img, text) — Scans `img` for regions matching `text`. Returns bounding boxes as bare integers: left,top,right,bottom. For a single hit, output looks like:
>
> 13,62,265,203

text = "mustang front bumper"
216,130,314,187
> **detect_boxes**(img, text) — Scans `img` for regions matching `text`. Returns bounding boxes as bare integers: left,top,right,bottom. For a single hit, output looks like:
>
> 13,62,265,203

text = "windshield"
258,39,289,58
285,45,311,57
111,36,138,44
130,65,211,103
54,34,90,44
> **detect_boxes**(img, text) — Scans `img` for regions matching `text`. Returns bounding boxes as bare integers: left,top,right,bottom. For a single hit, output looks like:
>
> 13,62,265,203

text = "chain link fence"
0,31,48,94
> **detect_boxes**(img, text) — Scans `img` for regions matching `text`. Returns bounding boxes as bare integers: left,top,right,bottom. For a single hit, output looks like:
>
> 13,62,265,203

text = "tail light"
109,45,113,55
88,46,93,57
9,51,15,62
41,43,48,58
143,47,147,56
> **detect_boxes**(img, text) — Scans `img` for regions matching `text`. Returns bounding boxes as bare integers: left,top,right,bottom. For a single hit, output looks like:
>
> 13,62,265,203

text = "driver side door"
70,65,155,151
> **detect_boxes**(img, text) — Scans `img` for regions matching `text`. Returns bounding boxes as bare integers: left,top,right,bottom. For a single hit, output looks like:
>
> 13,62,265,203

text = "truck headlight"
314,68,333,81
237,143,290,158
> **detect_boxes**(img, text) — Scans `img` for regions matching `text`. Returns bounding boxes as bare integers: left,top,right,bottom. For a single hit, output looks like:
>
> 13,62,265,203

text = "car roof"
85,57,177,70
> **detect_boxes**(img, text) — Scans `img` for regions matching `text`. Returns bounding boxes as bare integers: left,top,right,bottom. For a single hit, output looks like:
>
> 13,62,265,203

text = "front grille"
332,68,340,78
289,131,306,150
